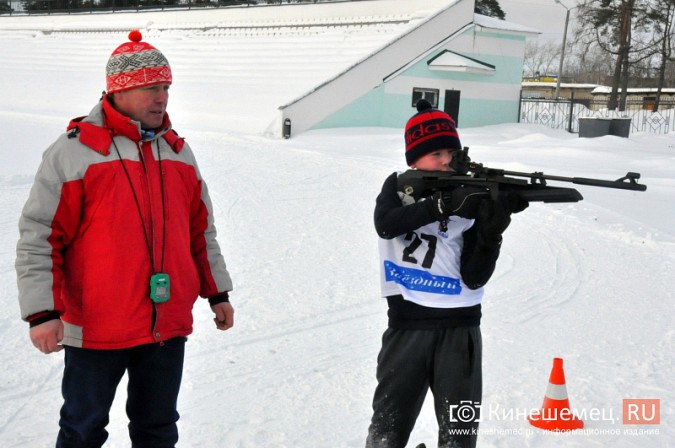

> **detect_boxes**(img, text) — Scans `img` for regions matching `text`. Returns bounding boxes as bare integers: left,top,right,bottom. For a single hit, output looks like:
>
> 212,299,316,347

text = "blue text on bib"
384,261,462,295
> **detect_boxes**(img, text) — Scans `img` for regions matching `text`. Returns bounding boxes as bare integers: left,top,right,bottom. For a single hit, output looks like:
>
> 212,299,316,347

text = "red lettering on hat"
406,124,424,144
406,119,457,145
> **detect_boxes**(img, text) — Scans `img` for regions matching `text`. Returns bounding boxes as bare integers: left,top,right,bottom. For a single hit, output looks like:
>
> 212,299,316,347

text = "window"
412,88,439,108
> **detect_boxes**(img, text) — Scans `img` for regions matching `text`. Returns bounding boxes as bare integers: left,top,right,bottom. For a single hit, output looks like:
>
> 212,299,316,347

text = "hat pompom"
128,30,142,43
416,99,433,112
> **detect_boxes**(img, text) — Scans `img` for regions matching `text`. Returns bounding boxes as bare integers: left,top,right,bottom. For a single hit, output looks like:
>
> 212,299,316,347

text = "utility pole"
554,0,571,100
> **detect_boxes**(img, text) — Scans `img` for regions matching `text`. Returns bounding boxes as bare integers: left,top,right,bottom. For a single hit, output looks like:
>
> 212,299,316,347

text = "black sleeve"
374,172,442,239
208,291,230,306
459,224,502,290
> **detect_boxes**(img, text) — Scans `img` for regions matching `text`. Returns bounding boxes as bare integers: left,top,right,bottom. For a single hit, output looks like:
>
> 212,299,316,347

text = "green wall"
311,29,526,131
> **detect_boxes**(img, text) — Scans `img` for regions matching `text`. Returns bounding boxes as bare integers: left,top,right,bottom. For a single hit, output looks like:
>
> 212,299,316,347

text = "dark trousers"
366,327,482,448
56,337,186,448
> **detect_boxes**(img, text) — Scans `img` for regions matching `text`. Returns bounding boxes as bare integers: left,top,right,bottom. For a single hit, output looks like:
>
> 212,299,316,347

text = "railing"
1,1,255,15
520,99,675,135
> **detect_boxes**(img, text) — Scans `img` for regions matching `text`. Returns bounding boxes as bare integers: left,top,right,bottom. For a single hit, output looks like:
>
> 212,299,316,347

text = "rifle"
397,147,647,203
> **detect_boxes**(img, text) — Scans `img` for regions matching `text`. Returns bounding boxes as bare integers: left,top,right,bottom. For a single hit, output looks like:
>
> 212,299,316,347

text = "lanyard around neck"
112,137,167,274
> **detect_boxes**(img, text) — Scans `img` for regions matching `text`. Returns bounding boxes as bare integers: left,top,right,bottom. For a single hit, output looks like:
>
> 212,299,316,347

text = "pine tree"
646,0,675,111
475,0,506,20
575,0,658,110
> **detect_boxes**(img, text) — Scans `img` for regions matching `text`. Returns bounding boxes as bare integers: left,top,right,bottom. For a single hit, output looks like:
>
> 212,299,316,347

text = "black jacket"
374,172,502,328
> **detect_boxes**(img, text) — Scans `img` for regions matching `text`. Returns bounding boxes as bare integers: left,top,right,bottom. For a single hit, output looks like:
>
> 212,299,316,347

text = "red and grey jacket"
16,97,233,349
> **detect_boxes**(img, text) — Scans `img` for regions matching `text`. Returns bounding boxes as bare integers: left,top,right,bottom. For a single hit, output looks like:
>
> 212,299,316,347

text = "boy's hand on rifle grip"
475,192,528,244
505,192,530,214
432,186,490,219
477,198,510,237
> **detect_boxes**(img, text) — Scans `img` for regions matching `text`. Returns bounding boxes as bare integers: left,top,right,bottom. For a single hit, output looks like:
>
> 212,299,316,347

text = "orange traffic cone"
528,357,584,431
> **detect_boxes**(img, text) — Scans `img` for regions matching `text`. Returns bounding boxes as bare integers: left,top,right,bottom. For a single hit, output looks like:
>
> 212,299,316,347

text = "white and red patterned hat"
106,30,172,93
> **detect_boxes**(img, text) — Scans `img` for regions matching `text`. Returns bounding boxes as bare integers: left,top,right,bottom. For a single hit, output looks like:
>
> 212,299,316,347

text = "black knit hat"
404,100,462,166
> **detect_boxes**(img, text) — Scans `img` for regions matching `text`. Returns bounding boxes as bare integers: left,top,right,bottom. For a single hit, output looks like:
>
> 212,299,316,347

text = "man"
16,30,234,448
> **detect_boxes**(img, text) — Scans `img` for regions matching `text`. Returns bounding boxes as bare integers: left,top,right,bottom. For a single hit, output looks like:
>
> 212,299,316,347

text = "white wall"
278,0,470,137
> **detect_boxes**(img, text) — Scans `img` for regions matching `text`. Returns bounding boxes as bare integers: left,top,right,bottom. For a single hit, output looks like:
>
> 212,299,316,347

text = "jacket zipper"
138,142,162,339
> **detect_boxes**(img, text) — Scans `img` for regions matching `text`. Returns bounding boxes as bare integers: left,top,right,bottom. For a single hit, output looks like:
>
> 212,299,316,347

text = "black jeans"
56,337,186,448
366,327,482,448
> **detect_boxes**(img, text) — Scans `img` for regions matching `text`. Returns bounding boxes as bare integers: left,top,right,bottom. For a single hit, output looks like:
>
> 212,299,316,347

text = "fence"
1,0,261,15
520,99,675,135
1,0,329,16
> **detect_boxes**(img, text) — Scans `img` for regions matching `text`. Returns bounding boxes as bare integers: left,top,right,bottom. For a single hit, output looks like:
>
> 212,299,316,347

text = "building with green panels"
280,3,538,137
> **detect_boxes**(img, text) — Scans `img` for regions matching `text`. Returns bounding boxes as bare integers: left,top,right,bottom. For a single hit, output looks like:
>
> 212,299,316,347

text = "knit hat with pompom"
404,99,462,166
106,30,172,94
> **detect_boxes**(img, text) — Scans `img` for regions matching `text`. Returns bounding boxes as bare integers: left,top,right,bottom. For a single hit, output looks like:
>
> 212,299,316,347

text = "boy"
366,100,526,448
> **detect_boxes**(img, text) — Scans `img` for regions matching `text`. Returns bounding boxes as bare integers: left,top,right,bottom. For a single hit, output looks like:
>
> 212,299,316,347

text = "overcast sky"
497,0,579,42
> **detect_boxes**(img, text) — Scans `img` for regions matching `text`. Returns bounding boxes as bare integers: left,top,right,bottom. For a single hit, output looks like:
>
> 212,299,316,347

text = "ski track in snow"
1,123,672,448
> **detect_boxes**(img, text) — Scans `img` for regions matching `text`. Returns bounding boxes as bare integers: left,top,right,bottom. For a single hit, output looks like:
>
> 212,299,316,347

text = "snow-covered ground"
0,8,673,448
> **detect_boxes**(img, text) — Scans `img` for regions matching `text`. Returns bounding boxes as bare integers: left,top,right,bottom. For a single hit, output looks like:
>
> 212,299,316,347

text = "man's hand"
30,319,64,354
211,301,234,331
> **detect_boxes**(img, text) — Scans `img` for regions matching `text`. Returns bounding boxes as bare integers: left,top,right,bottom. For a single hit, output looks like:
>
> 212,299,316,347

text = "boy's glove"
475,192,529,245
505,192,530,214
432,186,490,219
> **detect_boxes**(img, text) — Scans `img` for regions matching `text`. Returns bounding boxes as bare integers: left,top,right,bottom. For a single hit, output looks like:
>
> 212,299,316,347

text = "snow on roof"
0,0,456,32
473,13,540,36
2,1,451,133
592,86,675,94
522,82,600,89
0,1,539,134
428,50,495,74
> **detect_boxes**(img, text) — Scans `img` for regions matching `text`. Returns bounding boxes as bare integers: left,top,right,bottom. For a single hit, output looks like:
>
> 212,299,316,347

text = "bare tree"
565,41,615,83
523,40,561,79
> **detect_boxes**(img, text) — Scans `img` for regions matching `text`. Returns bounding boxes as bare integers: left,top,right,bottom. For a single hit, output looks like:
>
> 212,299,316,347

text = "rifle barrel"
497,170,647,192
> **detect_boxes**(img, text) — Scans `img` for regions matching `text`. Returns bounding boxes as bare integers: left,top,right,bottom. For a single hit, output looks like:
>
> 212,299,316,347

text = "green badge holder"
150,273,170,303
